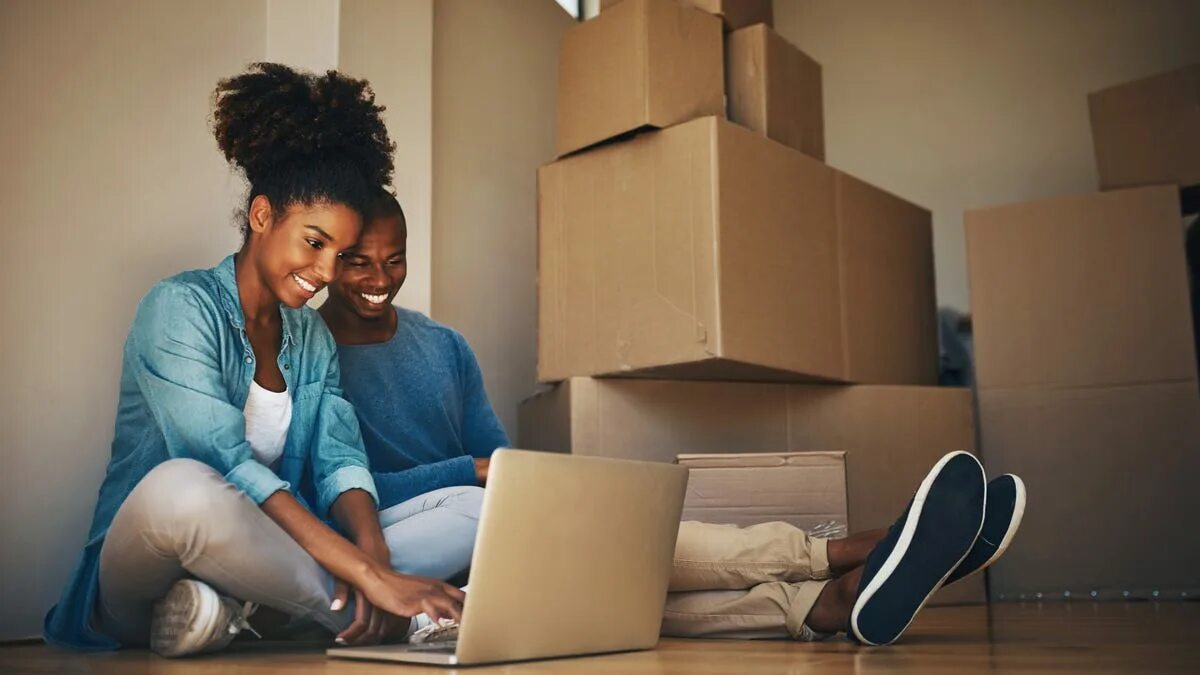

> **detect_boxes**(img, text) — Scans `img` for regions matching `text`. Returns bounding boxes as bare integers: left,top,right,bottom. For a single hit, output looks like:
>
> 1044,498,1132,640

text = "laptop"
328,448,689,667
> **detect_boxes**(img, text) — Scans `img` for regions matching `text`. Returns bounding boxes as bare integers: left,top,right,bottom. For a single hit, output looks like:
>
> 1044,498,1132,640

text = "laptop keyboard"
405,641,458,653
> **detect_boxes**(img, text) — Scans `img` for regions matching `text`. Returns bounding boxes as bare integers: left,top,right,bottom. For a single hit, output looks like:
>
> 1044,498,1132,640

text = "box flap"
1089,63,1200,191
966,185,1196,390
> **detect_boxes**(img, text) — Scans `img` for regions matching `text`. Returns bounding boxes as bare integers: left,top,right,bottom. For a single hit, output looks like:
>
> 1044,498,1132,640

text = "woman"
44,63,462,657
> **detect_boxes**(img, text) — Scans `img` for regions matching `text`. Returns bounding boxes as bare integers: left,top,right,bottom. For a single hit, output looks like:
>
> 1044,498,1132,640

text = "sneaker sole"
850,451,986,646
150,579,221,657
955,474,1026,581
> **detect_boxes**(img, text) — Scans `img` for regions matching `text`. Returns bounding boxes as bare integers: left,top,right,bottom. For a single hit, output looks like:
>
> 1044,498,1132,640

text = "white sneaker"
150,579,258,657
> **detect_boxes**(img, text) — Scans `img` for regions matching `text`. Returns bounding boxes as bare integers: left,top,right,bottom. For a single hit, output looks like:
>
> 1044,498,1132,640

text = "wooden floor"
4,602,1199,673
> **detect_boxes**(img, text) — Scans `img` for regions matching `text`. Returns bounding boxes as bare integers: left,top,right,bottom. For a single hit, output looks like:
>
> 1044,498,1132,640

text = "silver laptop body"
328,448,688,666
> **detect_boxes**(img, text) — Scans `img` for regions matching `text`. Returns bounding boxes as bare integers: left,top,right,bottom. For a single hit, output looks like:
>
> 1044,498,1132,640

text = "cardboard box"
556,0,723,157
517,377,985,605
965,186,1197,390
538,115,937,384
977,382,1200,600
600,0,772,31
678,451,848,535
835,170,938,384
518,379,976,528
1088,63,1200,195
967,185,1200,599
726,24,824,160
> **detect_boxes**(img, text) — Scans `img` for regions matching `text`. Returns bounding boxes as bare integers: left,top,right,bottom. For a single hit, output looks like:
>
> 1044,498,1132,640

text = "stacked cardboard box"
520,379,975,537
598,0,773,32
1088,63,1200,212
965,63,1200,601
522,0,983,605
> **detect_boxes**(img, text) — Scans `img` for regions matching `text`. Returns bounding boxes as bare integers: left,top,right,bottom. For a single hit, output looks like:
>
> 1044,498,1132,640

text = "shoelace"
228,601,262,639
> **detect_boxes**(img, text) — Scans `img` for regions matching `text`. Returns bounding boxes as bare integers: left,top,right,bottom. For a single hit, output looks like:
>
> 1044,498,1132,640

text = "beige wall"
340,0,435,316
267,0,340,72
774,0,1200,311
0,0,265,639
431,0,575,439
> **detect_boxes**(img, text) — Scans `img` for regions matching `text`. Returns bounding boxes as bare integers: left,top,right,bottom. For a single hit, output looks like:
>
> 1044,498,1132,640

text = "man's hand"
474,458,490,486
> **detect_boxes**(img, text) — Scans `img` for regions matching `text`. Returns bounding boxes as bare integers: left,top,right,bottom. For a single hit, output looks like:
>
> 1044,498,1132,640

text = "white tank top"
243,380,292,470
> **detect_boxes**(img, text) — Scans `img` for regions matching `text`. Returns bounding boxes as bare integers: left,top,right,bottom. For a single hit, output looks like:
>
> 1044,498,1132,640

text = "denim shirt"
44,254,378,650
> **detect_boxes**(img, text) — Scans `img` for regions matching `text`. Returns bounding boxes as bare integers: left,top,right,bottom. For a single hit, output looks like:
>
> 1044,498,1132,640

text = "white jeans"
95,458,482,646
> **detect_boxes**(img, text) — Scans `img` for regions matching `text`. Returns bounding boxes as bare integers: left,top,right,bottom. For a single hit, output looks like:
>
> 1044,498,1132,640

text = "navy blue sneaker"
850,451,985,646
945,474,1026,585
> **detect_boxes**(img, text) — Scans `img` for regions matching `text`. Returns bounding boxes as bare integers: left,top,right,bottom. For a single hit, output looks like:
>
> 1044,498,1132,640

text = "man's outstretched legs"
661,451,1025,645
660,524,882,639
664,520,836,640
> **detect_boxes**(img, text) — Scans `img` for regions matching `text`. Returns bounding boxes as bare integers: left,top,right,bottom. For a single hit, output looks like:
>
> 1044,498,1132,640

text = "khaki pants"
665,521,832,640
97,459,832,645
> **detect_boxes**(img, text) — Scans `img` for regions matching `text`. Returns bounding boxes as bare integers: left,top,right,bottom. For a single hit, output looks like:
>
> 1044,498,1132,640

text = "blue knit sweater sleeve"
372,455,477,507
454,332,511,456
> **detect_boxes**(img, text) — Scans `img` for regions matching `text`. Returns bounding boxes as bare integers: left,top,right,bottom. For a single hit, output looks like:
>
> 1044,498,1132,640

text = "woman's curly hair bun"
211,62,394,223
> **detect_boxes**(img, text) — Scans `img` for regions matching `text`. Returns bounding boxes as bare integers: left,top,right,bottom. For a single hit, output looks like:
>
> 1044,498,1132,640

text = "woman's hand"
355,565,466,626
474,458,490,486
331,539,408,646
331,579,410,646
261,489,463,646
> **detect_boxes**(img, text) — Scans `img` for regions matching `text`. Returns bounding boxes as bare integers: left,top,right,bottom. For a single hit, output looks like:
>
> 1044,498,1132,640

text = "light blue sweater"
335,307,509,509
